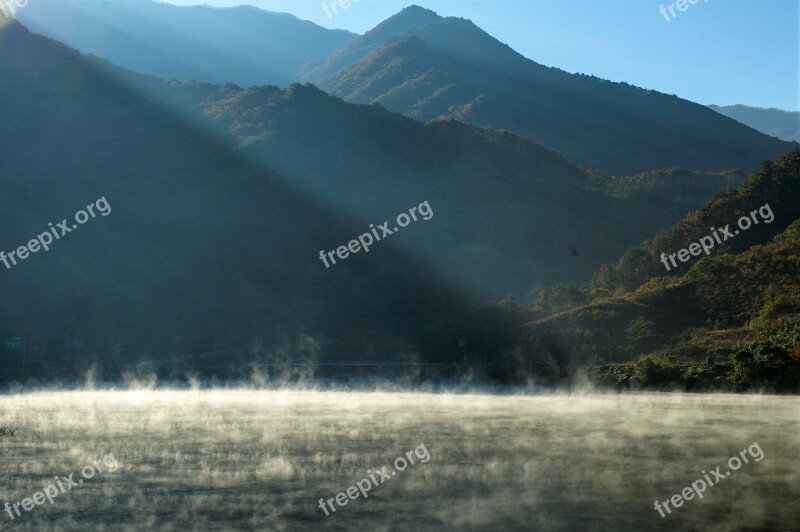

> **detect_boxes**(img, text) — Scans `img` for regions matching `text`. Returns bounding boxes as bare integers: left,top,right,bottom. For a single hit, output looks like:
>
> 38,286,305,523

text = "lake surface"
0,389,797,531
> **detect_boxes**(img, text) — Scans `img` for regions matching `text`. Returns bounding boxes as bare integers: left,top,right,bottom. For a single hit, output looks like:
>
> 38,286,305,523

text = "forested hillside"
487,151,800,391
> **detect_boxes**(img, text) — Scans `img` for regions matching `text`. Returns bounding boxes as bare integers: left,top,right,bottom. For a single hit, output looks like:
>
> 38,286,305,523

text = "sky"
160,0,799,111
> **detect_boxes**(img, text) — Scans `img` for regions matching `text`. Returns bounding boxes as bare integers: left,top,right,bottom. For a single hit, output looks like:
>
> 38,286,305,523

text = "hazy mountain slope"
16,0,356,87
0,21,466,368
309,7,794,175
709,104,800,142
112,64,765,302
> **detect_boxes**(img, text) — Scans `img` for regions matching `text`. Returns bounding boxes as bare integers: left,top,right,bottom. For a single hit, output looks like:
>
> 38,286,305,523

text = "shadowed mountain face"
0,21,468,365
15,0,356,87
108,65,757,302
304,6,794,175
0,20,752,368
709,104,800,143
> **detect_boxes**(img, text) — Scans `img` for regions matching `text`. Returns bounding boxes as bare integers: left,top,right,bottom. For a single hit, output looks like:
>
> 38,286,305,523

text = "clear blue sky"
163,0,799,111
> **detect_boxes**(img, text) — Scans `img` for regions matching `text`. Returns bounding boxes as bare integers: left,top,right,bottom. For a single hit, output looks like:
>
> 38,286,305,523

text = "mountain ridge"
709,104,800,142
16,0,357,86
309,7,794,174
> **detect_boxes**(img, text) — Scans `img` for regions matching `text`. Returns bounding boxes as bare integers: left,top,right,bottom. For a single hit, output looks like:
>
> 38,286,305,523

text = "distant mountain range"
16,2,794,175
301,6,793,174
16,0,356,86
709,105,800,143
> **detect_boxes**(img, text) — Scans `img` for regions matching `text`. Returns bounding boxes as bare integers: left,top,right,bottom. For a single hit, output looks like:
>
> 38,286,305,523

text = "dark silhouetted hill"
0,21,466,372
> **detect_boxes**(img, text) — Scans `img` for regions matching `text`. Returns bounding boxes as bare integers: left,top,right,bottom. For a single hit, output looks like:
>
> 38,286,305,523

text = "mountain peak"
365,5,443,39
398,5,440,17
297,5,443,82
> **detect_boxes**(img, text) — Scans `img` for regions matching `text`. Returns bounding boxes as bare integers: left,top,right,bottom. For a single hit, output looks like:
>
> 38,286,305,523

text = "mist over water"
1,389,797,531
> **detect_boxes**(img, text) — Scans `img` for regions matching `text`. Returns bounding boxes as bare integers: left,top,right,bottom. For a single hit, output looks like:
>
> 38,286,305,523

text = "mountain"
15,0,356,87
0,20,467,372
709,104,800,143
298,5,444,81
111,66,763,301
14,2,793,175
305,6,795,175
0,20,756,375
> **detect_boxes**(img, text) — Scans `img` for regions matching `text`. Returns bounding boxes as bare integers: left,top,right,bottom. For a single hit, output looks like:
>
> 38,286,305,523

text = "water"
0,390,798,531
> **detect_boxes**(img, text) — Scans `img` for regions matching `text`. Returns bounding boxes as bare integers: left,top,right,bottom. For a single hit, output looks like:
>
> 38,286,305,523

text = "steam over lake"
1,390,797,531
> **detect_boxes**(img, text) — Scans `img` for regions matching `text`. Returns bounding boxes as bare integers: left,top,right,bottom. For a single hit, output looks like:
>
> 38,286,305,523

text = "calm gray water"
0,390,798,531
